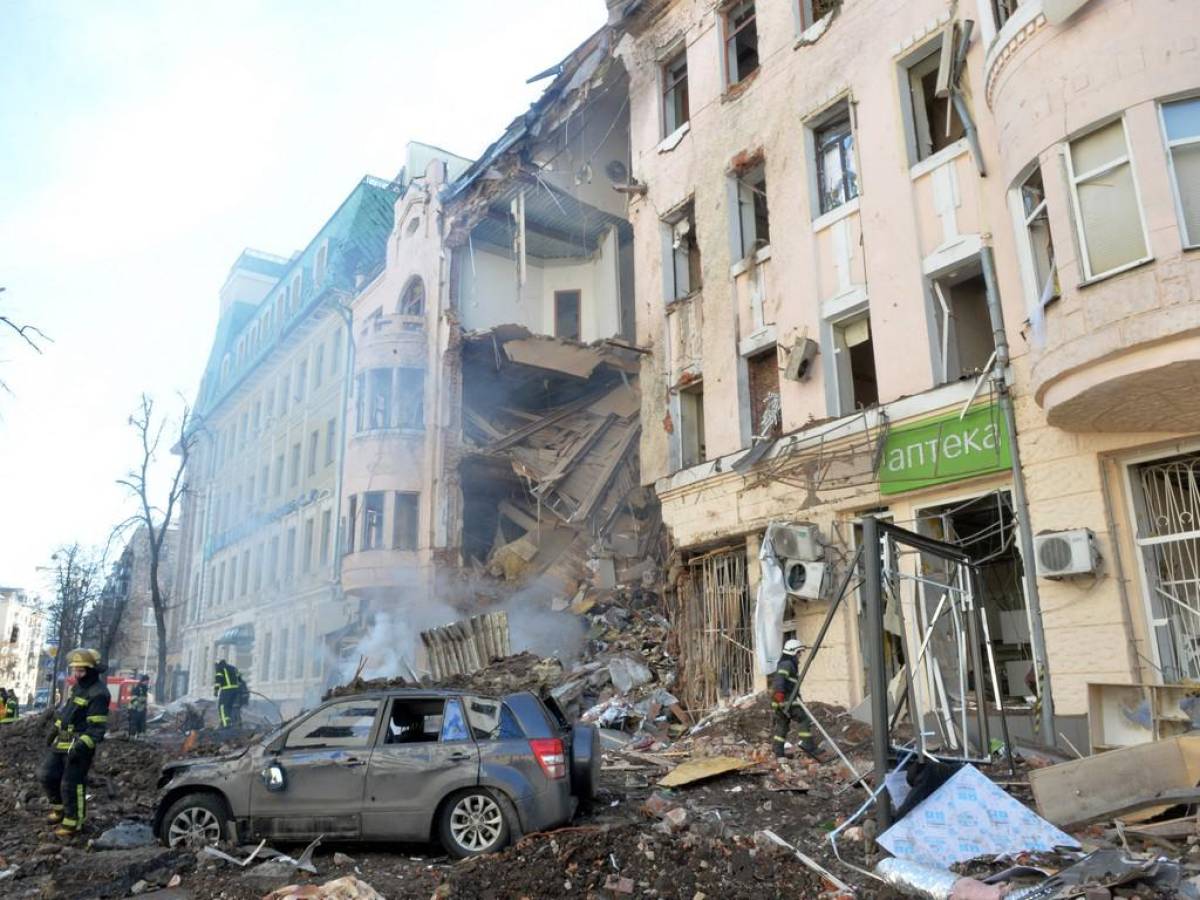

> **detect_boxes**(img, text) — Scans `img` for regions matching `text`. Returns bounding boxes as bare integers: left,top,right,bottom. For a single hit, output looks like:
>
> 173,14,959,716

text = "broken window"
398,277,425,316
319,509,332,566
1163,98,1200,249
325,417,337,465
289,442,301,488
665,202,702,301
831,314,878,414
723,0,759,87
394,492,418,550
286,698,382,749
362,491,385,550
346,496,357,553
1068,118,1149,278
747,347,782,441
370,368,392,429
815,106,859,214
1018,165,1058,305
307,429,319,476
734,163,769,258
931,266,996,383
384,698,453,745
662,49,689,135
991,0,1021,29
906,44,964,162
679,382,707,469
396,368,425,429
800,0,840,28
554,290,581,341
285,527,296,581
303,517,315,573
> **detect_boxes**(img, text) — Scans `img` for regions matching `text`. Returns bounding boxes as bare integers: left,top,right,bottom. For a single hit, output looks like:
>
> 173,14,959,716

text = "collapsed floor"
4,590,1200,898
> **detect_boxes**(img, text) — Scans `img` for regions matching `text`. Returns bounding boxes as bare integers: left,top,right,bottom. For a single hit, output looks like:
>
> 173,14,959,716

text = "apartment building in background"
0,586,45,705
608,0,1200,745
85,526,179,683
173,174,403,711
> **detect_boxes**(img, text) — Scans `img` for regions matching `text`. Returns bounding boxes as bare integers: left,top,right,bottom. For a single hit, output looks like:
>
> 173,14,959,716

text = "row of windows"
258,623,323,684
345,491,419,553
207,328,343,478
1015,98,1200,296
202,507,335,617
207,417,338,537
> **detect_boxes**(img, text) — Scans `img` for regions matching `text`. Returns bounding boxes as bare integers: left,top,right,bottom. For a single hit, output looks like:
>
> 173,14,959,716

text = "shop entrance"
916,491,1034,703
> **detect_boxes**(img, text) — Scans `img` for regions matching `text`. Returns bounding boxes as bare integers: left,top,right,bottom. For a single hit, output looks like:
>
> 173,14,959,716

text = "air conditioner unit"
784,560,826,601
770,523,822,562
1034,528,1099,578
783,337,819,382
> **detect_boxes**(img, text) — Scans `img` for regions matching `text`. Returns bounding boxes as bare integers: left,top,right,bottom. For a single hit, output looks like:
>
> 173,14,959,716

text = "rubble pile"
439,823,832,899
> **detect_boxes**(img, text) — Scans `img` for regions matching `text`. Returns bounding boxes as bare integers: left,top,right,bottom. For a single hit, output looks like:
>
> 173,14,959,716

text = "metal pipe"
862,516,892,828
979,244,1055,745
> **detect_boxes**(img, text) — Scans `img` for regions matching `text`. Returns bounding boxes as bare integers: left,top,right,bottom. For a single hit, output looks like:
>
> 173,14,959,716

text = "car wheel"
438,788,512,859
161,793,228,849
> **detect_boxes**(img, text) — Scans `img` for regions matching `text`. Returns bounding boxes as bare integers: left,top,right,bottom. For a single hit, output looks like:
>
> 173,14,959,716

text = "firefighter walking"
128,674,149,738
214,659,242,729
0,687,17,724
771,639,819,759
40,649,111,837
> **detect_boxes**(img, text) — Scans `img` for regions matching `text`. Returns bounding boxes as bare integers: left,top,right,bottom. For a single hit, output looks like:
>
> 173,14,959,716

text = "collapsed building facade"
611,0,1200,749
171,42,653,713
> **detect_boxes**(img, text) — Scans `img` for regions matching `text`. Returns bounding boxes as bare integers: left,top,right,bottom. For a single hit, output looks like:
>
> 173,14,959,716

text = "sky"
0,0,606,597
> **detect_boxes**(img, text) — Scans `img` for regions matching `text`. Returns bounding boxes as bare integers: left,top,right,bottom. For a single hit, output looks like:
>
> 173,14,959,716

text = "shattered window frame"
396,367,425,430
398,276,426,317
905,42,965,163
1161,96,1200,249
734,163,770,259
665,201,702,301
829,311,878,415
679,381,707,469
814,107,859,215
661,49,690,136
1015,163,1059,306
723,0,759,88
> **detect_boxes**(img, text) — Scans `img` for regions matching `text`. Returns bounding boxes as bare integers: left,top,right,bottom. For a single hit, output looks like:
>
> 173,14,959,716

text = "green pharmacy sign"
878,404,1011,495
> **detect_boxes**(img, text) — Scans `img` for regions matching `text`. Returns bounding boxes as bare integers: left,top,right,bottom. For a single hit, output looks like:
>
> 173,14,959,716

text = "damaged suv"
153,689,599,858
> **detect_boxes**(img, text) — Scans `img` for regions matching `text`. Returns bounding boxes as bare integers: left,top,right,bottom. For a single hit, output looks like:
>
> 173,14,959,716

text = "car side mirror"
261,763,286,792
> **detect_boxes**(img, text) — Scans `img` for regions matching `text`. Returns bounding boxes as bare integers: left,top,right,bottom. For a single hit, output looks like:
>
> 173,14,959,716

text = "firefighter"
128,674,150,738
40,649,110,837
0,687,16,724
213,659,242,729
770,639,819,759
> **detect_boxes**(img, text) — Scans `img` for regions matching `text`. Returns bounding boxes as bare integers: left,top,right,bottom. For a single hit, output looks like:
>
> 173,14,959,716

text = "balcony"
1031,257,1200,432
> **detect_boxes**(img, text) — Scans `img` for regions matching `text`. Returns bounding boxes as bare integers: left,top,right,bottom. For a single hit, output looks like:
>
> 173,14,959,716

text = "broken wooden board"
1029,735,1200,827
657,755,754,788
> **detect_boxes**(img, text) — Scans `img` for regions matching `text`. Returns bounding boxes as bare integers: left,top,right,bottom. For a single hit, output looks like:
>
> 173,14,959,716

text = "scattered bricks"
641,792,678,819
604,874,635,894
661,808,689,831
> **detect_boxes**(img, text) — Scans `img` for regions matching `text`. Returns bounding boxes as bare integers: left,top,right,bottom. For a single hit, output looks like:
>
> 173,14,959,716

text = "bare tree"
0,286,51,393
117,395,195,700
40,544,104,706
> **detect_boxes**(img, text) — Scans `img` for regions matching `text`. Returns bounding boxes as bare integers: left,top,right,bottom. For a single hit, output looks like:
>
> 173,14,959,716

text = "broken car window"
384,698,445,744
464,697,525,741
440,699,470,742
285,699,381,750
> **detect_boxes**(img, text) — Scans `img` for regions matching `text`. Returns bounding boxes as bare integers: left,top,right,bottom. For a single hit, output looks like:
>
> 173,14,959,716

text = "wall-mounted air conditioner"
770,523,823,562
1033,528,1099,578
784,560,827,601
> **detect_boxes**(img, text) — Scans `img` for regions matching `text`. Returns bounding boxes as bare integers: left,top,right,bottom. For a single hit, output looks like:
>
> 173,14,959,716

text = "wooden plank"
1029,736,1200,827
658,755,753,788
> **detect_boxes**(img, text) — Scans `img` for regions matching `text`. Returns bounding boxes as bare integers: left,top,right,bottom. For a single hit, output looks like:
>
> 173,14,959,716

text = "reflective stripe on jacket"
52,680,111,752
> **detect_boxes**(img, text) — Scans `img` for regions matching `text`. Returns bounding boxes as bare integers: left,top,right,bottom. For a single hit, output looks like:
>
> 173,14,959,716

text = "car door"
361,696,480,840
249,697,382,840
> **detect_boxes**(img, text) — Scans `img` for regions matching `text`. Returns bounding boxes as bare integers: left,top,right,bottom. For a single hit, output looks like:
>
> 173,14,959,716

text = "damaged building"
611,0,1200,751
172,37,654,711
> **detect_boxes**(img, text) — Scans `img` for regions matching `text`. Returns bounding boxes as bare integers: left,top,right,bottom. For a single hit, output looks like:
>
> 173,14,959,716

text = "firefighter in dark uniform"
214,659,242,728
40,649,111,837
771,639,819,759
0,687,17,724
128,674,150,737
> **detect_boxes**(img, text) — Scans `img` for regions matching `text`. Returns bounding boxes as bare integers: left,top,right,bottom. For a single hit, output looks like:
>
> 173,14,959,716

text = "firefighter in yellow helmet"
40,649,111,837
